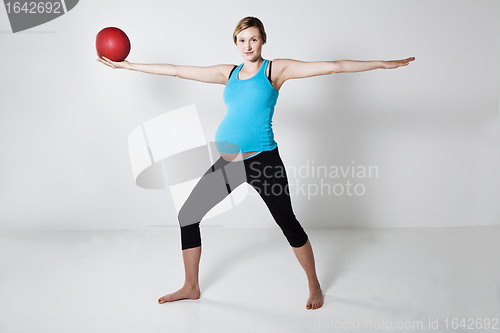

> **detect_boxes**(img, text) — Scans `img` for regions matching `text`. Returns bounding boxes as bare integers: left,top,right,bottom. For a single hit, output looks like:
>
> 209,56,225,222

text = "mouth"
245,52,253,55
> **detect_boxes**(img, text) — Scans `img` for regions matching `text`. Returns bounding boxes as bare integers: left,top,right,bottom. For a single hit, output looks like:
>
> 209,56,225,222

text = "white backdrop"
0,0,499,230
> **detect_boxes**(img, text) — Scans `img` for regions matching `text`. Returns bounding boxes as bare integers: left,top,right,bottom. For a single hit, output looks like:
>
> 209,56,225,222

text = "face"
236,26,265,61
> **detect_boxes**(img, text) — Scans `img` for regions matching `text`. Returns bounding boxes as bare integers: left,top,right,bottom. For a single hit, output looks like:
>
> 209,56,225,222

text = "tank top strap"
259,59,269,77
267,60,272,81
228,65,238,80
232,59,269,81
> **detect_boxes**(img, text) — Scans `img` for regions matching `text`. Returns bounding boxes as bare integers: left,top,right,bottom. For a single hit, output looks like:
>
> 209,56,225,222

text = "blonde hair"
232,17,267,45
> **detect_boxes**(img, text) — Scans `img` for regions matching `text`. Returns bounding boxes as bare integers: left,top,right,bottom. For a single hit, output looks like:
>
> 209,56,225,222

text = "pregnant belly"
215,117,259,155
220,151,260,162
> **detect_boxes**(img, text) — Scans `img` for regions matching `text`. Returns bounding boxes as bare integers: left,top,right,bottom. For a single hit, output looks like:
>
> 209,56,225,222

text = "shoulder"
268,58,302,80
212,64,239,83
267,58,302,77
215,64,239,72
269,58,292,68
265,59,298,91
269,58,299,68
269,58,337,81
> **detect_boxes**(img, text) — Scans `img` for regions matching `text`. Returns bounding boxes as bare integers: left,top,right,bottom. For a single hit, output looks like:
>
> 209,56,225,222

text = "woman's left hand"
382,57,415,69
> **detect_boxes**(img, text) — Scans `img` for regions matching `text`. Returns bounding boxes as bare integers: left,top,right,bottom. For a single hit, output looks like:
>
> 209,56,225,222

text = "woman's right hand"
96,56,131,70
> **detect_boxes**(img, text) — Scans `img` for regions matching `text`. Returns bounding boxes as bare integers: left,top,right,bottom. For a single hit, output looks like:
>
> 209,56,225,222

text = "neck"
243,57,264,70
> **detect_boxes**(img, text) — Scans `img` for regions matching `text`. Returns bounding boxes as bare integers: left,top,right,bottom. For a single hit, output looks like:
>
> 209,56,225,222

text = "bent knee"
288,231,308,248
178,207,200,228
282,221,308,248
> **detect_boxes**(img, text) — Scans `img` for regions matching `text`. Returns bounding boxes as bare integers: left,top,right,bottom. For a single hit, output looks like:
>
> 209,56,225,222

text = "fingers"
96,56,117,69
101,56,115,67
403,57,415,65
394,57,414,65
384,58,413,69
395,57,415,67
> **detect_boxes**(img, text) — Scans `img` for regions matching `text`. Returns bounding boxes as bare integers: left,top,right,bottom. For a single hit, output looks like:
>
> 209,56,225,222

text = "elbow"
330,61,343,74
171,64,180,78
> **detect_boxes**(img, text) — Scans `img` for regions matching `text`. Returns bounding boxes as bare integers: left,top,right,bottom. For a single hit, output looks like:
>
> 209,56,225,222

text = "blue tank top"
215,59,279,154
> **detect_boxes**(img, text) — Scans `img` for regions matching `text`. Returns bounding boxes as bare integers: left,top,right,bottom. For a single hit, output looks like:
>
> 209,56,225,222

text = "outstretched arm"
272,57,415,90
336,57,415,72
97,56,236,85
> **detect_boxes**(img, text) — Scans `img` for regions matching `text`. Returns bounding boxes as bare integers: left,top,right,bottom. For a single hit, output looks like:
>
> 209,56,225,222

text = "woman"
98,17,414,310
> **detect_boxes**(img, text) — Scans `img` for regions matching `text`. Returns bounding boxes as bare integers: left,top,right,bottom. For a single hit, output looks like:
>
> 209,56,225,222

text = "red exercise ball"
96,27,131,62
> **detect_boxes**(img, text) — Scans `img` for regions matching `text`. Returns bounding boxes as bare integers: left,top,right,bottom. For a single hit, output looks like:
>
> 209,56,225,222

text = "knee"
290,233,308,248
288,230,308,248
178,204,199,228
281,219,308,248
178,204,202,250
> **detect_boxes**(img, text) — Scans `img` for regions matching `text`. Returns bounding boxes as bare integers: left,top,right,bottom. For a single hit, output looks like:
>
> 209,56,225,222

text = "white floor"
1,226,499,333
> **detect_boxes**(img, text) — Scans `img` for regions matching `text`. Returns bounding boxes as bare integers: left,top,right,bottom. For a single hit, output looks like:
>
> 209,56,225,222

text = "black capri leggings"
178,146,308,250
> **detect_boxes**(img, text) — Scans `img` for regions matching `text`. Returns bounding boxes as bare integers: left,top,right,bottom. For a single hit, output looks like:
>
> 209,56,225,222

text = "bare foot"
158,284,201,304
306,285,323,310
